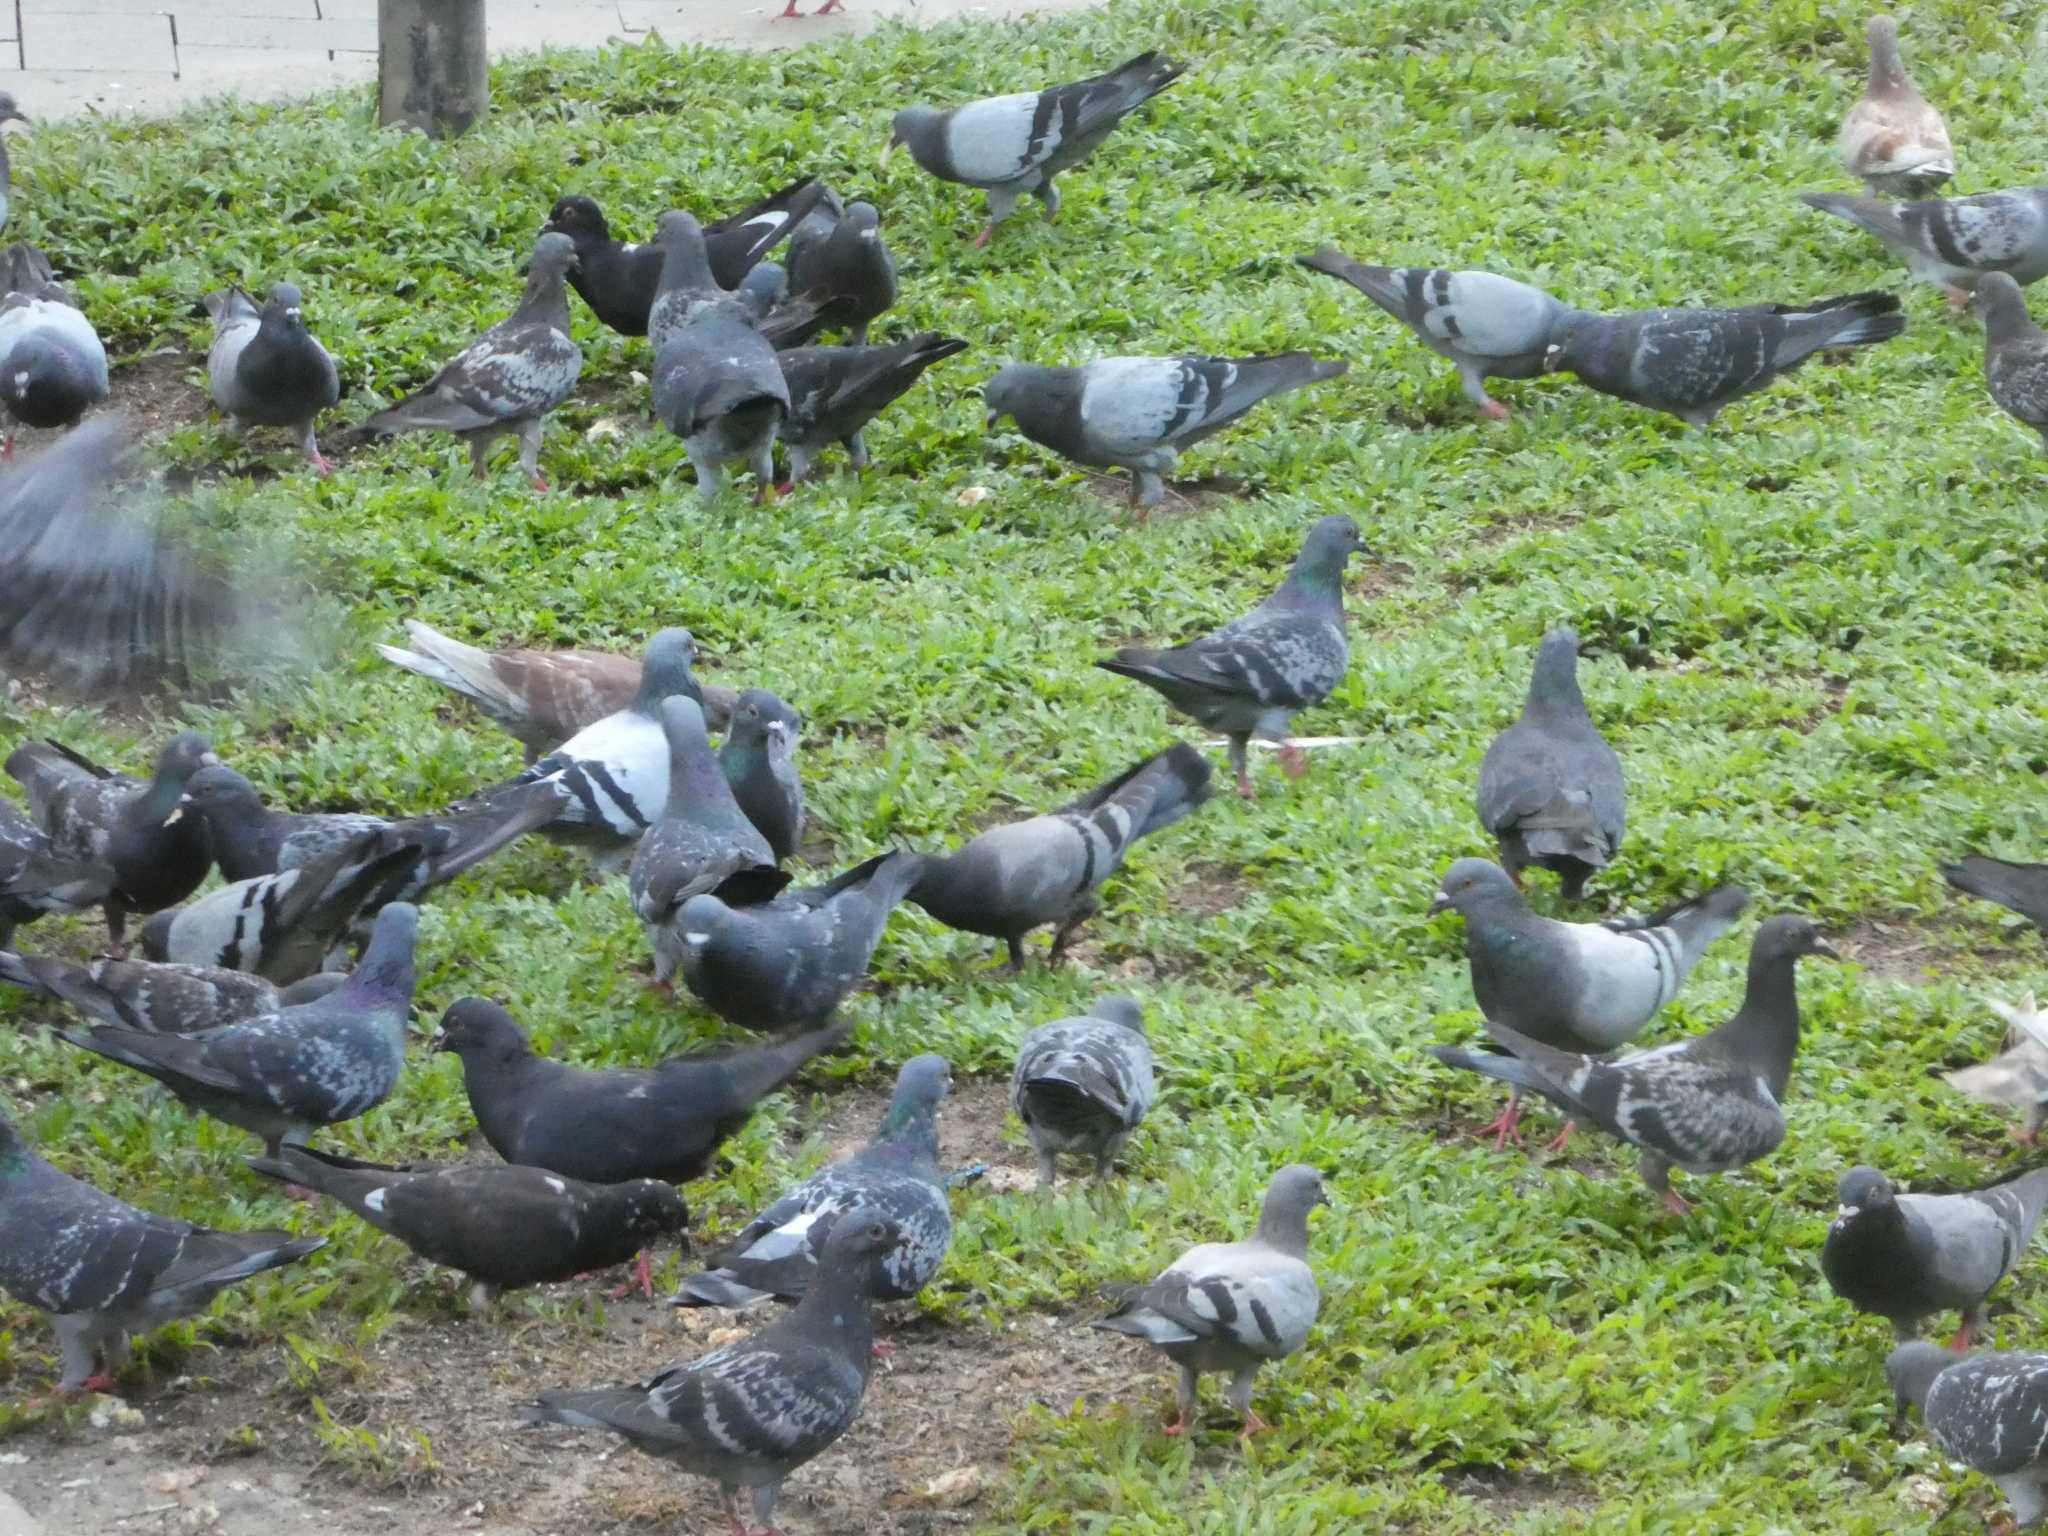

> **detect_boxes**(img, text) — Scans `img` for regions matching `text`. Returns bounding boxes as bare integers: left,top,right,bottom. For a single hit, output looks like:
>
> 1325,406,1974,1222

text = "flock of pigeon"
7,13,2048,1534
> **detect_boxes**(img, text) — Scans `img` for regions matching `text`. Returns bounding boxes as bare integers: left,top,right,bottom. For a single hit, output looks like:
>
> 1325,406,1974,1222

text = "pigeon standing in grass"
0,243,107,453
202,282,340,474
1429,916,1837,1214
0,799,112,951
1975,274,2048,449
359,232,582,491
1092,1164,1327,1439
527,1209,900,1534
1889,1343,2048,1530
1477,626,1625,899
1823,1165,2048,1347
1541,290,1905,426
1801,188,2048,309
985,351,1348,509
1099,516,1363,796
675,1055,953,1308
885,52,1186,246
0,95,27,232
782,196,896,344
1945,853,2048,932
1947,993,2048,1145
0,951,345,1034
1296,249,1585,420
718,689,805,862
0,1106,323,1394
1011,995,1155,1189
776,332,969,487
908,744,1212,968
1838,16,1953,197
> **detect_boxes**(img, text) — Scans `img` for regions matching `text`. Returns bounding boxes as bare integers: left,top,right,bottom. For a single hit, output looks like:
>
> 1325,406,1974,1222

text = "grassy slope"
4,0,2048,1529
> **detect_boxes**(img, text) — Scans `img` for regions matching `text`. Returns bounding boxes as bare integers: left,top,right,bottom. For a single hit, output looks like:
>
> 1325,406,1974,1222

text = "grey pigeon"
776,332,968,486
1541,290,1905,426
1476,626,1626,898
359,231,582,491
1824,1164,2048,1346
526,1209,900,1535
629,696,783,986
1947,994,2048,1145
1099,516,1363,796
376,618,736,765
59,902,419,1155
1297,249,1585,420
782,196,897,344
246,1145,688,1307
1889,1343,2048,1530
433,996,848,1187
908,743,1212,968
0,243,107,450
1011,994,1155,1189
1428,915,1837,1214
719,688,805,862
675,850,926,1031
1946,853,2048,933
733,259,789,324
1976,274,2048,449
6,732,217,953
886,52,1186,246
1801,188,2048,308
0,1106,323,1393
0,951,346,1034
986,351,1347,509
0,797,112,950
202,282,340,474
674,1054,953,1308
0,95,26,232
1091,1164,1327,1439
1839,16,1953,197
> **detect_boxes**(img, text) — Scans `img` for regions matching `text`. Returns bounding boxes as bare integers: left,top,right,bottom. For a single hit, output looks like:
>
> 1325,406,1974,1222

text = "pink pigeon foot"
1540,1124,1573,1155
870,1339,897,1362
1239,1409,1271,1442
1477,1101,1524,1150
1276,742,1309,780
1234,774,1257,801
1480,398,1511,421
1162,1415,1189,1437
1659,1187,1693,1217
815,0,844,13
1950,1324,1976,1353
607,1250,655,1301
774,0,802,14
972,224,994,250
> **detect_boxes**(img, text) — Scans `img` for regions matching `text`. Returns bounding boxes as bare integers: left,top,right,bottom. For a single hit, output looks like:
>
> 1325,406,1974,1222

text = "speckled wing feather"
683,1161,949,1305
1924,1352,2048,1475
1100,1238,1318,1358
1802,189,2048,291
368,318,581,433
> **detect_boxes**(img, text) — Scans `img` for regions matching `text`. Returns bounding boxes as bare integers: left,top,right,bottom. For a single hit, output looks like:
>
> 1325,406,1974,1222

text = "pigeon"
1974,274,2048,449
433,996,849,1186
1476,626,1626,899
540,179,827,337
359,231,582,491
674,1054,953,1308
376,618,736,765
1889,1343,2048,1530
1011,994,1155,1189
1428,915,1837,1214
908,743,1212,968
1296,249,1585,421
0,1106,323,1393
0,951,346,1034
885,52,1187,246
0,798,112,951
0,243,107,452
202,282,341,474
776,333,969,487
1823,1164,2048,1347
1091,1164,1327,1439
1098,516,1364,796
245,1145,689,1307
985,351,1348,509
58,902,419,1155
1540,290,1905,426
0,95,25,232
781,196,896,345
719,689,805,863
1839,16,1954,198
1946,853,2048,932
630,696,784,985
1800,188,2048,309
526,1208,900,1536
1948,994,2048,1145
675,850,927,1031
6,732,217,952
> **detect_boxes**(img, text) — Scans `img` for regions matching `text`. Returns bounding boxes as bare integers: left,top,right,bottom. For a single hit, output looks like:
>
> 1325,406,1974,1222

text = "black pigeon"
781,195,897,345
1,951,345,1033
0,1106,323,1393
0,797,112,951
719,688,805,863
246,1145,688,1306
1889,1343,2048,1530
1945,854,2048,933
0,241,108,451
1011,994,1156,1188
1978,273,2048,450
433,996,847,1186
203,281,340,474
776,333,968,487
908,744,1211,969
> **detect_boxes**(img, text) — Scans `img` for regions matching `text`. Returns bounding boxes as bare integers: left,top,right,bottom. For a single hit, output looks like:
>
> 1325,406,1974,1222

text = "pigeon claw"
870,1338,897,1363
1239,1409,1272,1442
1161,1416,1189,1437
972,223,995,251
608,1249,656,1300
815,0,845,13
1276,742,1309,780
531,474,551,494
1233,774,1257,801
1479,398,1511,422
1659,1187,1693,1218
774,0,803,14
1540,1124,1574,1156
1477,1101,1523,1150
309,451,336,476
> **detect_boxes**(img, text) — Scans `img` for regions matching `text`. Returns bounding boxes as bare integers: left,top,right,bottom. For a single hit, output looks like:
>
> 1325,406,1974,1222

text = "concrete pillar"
378,0,487,139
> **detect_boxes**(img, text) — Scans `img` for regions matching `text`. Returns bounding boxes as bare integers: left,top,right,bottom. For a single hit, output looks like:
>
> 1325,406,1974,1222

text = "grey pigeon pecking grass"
1297,248,1584,420
0,94,26,232
0,798,112,951
1976,274,2048,449
885,51,1186,247
1889,1343,2048,1530
718,688,805,862
1100,516,1363,796
908,742,1212,968
0,1106,323,1394
1427,858,1749,1149
781,194,897,344
1429,915,1837,1214
1838,16,1953,197
776,332,969,486
984,351,1347,509
1823,1164,2048,1347
0,951,345,1035
1476,626,1625,898
1540,290,1905,426
529,1208,901,1535
1946,993,2048,1145
359,231,582,492
1092,1164,1327,1440
1011,994,1156,1189
1801,187,2048,309
0,242,107,453
202,281,340,474
674,1054,953,1308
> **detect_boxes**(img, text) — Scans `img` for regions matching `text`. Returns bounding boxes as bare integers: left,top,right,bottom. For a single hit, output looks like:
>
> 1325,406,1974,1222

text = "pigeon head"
1832,1166,1897,1230
1886,1340,1961,1414
735,261,787,317
345,900,419,1002
261,283,308,334
141,732,220,820
876,1053,952,1151
174,761,265,830
1865,15,1909,94
1257,1164,1331,1255
1978,273,2035,344
1752,914,1839,965
524,232,580,284
1541,315,1602,379
883,107,942,169
0,96,25,126
1426,857,1520,918
728,689,801,761
652,211,717,296
844,202,883,243
541,195,609,242
431,996,533,1064
1289,514,1366,592
634,627,700,711
677,891,737,955
821,1204,905,1269
658,696,724,798
1523,626,1590,720
1091,995,1146,1035
981,363,1068,435
609,1179,691,1246
0,337,101,430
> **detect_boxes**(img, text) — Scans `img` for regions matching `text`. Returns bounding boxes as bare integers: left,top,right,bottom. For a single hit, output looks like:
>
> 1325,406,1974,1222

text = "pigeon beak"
1836,1204,1859,1221
1541,344,1564,375
163,805,185,826
200,751,221,766
983,405,1000,430
2,108,25,125
1425,891,1451,917
878,134,898,173
683,931,711,947
429,1028,451,1052
1812,938,1842,961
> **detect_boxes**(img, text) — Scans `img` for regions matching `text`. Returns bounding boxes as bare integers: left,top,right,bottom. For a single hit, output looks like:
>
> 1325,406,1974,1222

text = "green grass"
4,0,2048,1529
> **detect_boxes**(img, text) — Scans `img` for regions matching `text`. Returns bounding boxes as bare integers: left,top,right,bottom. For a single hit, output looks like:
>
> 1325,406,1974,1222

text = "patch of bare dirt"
1439,1464,1597,1515
1080,469,1252,515
1174,859,1252,922
1833,913,1990,985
